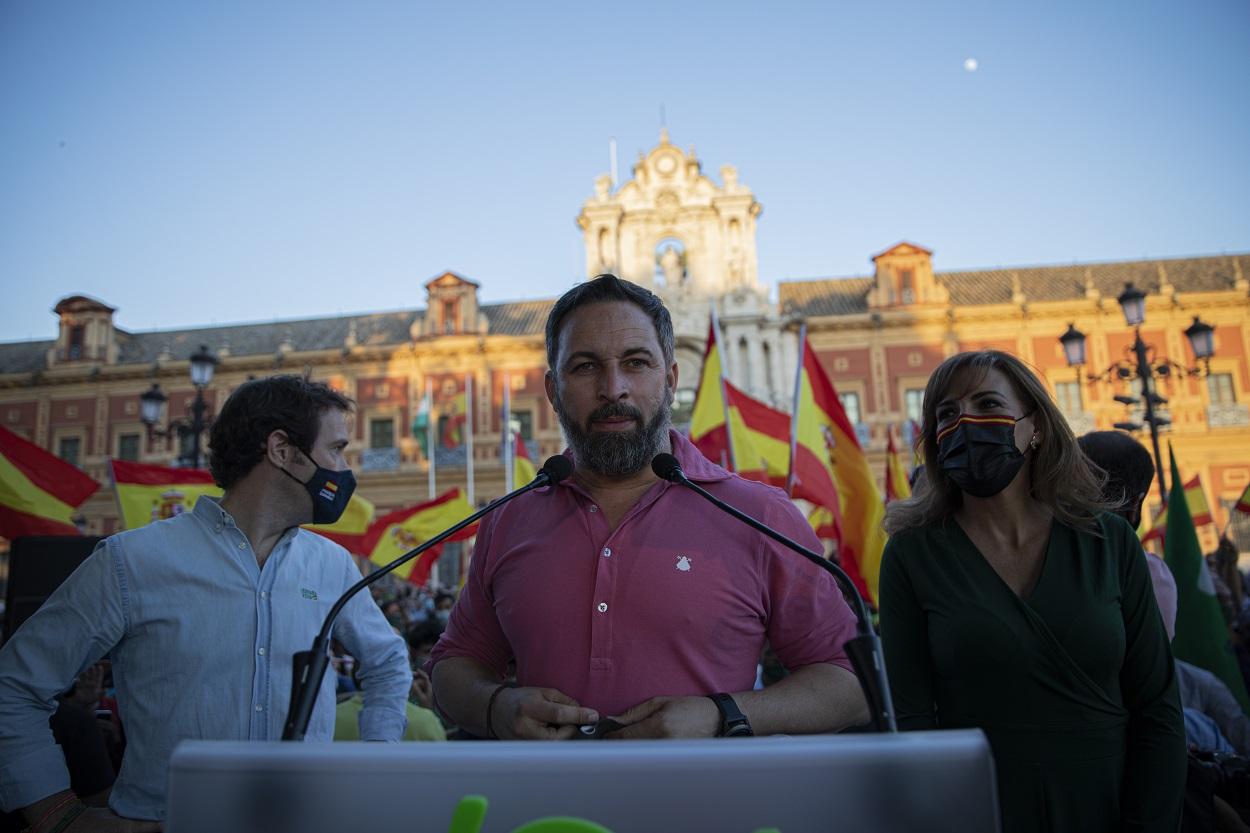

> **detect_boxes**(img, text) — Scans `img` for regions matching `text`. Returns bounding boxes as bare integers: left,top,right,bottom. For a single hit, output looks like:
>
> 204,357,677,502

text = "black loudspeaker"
3,535,101,644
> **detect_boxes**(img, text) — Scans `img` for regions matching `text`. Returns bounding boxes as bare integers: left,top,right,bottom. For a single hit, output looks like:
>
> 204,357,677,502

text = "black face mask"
936,414,1030,498
277,448,357,525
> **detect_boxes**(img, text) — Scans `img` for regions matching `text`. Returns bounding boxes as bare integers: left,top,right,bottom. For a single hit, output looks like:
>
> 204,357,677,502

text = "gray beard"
556,390,672,477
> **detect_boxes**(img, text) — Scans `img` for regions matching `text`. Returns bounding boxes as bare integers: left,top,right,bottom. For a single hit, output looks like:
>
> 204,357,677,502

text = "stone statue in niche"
657,244,685,289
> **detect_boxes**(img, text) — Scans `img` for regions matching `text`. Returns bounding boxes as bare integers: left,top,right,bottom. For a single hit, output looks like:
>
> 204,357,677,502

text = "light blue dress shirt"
0,496,411,821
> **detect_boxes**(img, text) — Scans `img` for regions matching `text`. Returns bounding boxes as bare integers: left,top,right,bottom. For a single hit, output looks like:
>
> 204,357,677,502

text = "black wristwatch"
707,692,753,737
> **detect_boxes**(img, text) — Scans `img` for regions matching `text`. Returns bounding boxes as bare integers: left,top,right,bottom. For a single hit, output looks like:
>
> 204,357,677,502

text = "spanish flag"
885,426,912,504
361,489,478,586
304,493,376,554
689,321,790,483
690,321,735,470
789,331,887,604
441,391,468,448
1141,475,1213,545
109,459,221,530
512,430,537,487
0,425,100,538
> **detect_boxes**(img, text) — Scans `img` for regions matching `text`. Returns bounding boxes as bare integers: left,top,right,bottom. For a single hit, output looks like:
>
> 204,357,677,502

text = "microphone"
281,455,574,740
651,453,897,732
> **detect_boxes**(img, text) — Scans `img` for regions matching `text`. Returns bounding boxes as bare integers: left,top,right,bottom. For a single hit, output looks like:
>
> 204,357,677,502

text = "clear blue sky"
2,0,1247,342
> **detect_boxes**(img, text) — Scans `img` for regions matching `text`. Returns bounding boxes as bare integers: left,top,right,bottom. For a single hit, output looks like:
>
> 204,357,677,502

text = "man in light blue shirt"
0,376,411,830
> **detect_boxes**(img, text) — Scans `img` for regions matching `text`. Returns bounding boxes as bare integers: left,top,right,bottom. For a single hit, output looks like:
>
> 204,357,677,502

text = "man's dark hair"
405,621,444,653
208,375,354,489
1077,430,1155,511
544,274,675,371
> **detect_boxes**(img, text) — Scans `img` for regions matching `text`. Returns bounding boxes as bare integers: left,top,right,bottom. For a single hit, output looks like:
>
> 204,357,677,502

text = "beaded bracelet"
484,682,515,739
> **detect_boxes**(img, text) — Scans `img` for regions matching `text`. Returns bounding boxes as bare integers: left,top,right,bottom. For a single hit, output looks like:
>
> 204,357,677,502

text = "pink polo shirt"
428,430,858,717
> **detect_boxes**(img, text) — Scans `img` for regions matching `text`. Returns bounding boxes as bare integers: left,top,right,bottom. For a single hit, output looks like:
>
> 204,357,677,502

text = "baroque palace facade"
2,130,1249,555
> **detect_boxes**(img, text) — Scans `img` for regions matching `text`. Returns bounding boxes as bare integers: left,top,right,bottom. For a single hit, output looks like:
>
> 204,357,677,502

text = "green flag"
1163,444,1250,713
412,389,431,459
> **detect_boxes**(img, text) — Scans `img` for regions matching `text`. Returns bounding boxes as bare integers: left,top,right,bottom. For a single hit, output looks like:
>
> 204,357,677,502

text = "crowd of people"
1,273,1246,832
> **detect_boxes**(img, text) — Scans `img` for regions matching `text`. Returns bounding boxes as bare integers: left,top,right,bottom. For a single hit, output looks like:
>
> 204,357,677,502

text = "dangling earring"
1029,434,1040,450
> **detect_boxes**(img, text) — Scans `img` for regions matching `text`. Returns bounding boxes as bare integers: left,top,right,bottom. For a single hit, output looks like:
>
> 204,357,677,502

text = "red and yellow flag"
512,430,537,486
789,335,888,604
885,426,912,504
1142,475,1213,544
441,392,468,448
361,489,478,586
304,493,376,554
724,380,791,485
109,459,221,530
689,321,790,483
0,426,100,538
690,322,735,470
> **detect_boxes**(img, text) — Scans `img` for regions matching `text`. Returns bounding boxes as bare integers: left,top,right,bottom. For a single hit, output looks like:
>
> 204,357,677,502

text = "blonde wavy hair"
884,350,1114,535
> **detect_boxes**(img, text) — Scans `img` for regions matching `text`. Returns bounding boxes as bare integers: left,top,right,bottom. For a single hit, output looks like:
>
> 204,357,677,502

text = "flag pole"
786,324,807,497
426,378,436,500
465,373,475,506
502,372,513,493
710,303,736,473
107,458,127,531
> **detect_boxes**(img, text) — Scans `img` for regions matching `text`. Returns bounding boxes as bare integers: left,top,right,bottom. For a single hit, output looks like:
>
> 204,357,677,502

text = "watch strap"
707,692,753,737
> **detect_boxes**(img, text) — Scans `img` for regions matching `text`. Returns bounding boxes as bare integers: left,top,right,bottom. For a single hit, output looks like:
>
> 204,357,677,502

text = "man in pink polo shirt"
429,275,868,739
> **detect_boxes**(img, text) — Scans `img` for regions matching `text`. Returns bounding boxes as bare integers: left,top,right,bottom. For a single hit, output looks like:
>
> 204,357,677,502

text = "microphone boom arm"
661,464,897,732
281,461,569,741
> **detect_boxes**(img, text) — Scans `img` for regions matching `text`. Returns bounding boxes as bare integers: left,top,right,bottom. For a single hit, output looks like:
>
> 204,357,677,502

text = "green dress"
879,512,1185,833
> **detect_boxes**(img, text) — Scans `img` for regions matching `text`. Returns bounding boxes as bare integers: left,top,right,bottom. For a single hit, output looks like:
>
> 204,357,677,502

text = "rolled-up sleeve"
0,539,126,811
425,514,513,679
332,555,410,742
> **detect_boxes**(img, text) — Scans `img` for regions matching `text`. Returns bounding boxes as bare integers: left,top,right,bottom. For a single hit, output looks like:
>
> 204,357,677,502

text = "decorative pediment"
867,241,947,309
419,272,485,338
424,271,480,291
871,242,933,262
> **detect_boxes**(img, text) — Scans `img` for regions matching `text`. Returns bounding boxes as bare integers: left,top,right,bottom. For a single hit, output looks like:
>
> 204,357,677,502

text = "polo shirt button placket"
597,602,608,613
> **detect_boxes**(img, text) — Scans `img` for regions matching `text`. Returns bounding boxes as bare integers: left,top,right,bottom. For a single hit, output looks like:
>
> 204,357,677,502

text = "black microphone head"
540,455,574,486
651,453,684,482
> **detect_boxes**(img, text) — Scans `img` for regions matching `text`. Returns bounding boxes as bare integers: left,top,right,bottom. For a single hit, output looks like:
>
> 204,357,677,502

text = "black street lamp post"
139,345,218,468
1058,283,1217,506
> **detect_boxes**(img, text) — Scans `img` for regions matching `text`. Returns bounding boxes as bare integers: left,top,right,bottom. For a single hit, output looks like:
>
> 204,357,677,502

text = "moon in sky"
964,58,978,72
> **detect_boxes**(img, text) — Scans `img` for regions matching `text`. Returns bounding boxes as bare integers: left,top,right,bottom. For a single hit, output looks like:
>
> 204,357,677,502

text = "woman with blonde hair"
879,349,1184,833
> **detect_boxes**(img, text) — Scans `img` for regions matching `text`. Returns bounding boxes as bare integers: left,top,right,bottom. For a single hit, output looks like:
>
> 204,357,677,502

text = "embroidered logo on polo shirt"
301,588,318,600
676,555,692,572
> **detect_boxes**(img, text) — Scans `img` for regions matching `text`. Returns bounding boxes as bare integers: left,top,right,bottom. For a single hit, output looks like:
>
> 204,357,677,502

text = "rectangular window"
838,392,862,426
904,389,925,425
68,325,85,360
58,437,81,467
1209,373,1236,405
1054,381,1083,413
118,433,140,462
899,269,915,304
369,418,395,450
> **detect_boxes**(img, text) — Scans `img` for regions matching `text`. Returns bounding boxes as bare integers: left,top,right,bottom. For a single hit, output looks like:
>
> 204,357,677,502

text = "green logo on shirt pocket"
301,588,318,600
